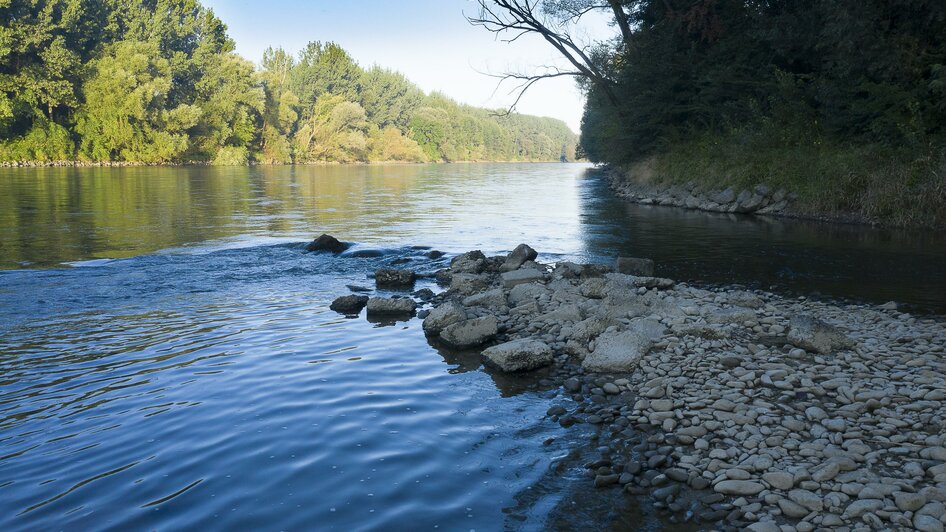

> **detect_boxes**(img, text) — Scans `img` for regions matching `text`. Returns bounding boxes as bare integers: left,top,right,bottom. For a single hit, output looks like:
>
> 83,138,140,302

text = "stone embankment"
321,236,946,531
606,171,797,217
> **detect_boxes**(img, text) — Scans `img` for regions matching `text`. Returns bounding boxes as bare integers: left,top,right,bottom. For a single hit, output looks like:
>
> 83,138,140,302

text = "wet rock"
439,316,498,349
450,250,487,273
501,243,538,272
365,297,416,316
426,250,445,259
787,314,854,353
501,268,546,288
422,301,467,336
615,256,655,277
375,268,416,287
305,234,350,253
481,338,553,372
329,295,369,314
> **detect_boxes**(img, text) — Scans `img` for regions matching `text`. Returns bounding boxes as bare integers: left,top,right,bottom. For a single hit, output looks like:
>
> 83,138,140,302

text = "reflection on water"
0,162,944,530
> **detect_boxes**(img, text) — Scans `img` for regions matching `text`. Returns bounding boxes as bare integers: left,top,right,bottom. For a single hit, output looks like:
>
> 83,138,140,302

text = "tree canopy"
0,0,577,164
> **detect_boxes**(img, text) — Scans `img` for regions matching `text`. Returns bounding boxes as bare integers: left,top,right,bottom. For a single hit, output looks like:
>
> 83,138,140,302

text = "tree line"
0,0,577,164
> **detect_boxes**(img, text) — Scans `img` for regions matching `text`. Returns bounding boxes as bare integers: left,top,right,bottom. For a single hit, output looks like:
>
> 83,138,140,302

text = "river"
0,163,943,530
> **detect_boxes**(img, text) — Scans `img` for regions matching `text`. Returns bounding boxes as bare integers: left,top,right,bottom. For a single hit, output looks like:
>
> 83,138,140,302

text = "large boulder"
582,319,665,372
305,234,350,253
439,316,498,349
366,297,416,316
501,243,538,272
788,315,854,354
422,301,467,335
615,256,655,277
508,283,547,306
450,273,491,295
329,295,369,314
481,338,553,372
375,268,416,288
501,268,546,288
450,250,487,273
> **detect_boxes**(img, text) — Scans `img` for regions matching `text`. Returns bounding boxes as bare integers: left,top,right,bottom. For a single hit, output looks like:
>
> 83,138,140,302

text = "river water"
0,163,943,530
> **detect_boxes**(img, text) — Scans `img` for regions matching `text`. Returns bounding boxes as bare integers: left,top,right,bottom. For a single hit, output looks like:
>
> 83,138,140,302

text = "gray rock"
481,338,553,372
895,492,927,512
603,382,620,394
762,471,794,490
501,243,538,272
450,273,490,295
581,319,664,373
844,499,883,518
615,256,655,277
450,250,487,273
778,498,810,518
375,268,416,287
462,288,507,308
305,234,350,253
745,523,780,532
812,461,841,482
366,297,416,316
914,514,945,532
439,315,498,349
422,301,467,335
789,489,824,512
329,294,369,314
713,188,736,204
500,268,546,288
788,315,854,354
714,480,765,496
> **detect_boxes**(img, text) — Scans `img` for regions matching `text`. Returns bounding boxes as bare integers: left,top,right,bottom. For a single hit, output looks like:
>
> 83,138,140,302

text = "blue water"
1,163,943,530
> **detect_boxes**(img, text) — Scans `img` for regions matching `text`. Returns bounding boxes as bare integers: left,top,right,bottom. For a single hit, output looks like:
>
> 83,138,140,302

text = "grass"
622,125,946,228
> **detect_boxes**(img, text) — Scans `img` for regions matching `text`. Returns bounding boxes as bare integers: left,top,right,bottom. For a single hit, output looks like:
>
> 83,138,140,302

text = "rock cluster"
418,244,946,531
608,175,796,216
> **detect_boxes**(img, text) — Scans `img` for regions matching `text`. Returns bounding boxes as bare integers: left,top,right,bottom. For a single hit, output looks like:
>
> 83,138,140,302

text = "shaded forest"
0,0,577,164
475,0,946,226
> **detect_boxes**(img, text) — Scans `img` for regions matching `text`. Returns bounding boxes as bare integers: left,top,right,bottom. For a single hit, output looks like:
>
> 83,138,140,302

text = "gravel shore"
331,242,946,531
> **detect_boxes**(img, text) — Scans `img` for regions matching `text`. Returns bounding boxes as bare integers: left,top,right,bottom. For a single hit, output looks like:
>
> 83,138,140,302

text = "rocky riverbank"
321,237,946,531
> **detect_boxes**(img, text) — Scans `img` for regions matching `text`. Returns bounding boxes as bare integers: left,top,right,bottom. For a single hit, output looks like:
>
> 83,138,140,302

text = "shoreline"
601,166,918,230
335,241,946,530
0,159,580,169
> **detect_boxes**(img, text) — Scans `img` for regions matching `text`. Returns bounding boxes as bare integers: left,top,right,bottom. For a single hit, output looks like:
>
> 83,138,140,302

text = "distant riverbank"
0,159,571,169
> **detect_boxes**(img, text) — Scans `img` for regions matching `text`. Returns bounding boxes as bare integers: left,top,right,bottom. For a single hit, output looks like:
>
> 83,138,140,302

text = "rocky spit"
323,238,946,531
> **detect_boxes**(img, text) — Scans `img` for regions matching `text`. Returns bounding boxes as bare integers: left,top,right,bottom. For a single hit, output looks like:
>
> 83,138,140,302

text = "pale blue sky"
202,0,614,132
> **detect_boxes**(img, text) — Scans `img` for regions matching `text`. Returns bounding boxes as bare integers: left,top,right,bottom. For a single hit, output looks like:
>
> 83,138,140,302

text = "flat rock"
366,297,416,316
788,315,854,354
714,480,765,496
439,315,498,349
462,288,507,308
481,338,553,372
581,319,664,373
450,273,491,295
501,269,546,288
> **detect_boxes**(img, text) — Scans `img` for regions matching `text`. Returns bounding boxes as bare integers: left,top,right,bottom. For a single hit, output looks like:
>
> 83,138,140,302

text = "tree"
293,94,369,163
75,40,200,162
258,47,298,164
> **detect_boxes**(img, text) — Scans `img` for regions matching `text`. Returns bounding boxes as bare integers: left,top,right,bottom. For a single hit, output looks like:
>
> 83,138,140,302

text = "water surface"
1,163,944,530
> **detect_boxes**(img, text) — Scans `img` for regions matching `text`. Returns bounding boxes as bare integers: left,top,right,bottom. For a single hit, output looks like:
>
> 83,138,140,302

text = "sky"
201,0,615,133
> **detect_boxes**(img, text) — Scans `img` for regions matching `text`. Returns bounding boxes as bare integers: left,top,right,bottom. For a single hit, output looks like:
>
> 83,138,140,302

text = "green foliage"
0,1,577,164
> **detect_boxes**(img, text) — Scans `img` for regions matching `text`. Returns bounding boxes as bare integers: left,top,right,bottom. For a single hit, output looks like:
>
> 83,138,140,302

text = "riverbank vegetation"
475,1,946,227
0,1,576,165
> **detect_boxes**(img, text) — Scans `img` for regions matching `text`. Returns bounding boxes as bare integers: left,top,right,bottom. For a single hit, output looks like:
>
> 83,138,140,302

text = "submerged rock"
330,295,369,314
615,256,655,277
501,243,538,272
365,297,416,316
481,338,553,372
439,315,498,349
374,268,416,288
305,234,350,253
787,314,854,353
